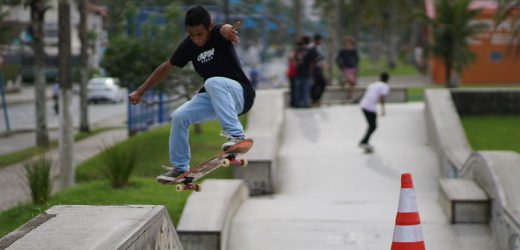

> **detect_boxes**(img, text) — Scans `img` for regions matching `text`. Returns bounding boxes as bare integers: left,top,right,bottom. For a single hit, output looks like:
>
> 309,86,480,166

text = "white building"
4,0,107,70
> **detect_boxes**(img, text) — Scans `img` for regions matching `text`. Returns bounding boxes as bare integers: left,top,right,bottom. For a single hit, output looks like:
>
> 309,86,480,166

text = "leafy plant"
101,143,137,188
420,0,489,87
23,154,52,204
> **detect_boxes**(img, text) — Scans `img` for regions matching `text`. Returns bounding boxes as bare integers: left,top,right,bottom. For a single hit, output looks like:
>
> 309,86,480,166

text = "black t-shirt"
295,46,313,78
169,24,255,115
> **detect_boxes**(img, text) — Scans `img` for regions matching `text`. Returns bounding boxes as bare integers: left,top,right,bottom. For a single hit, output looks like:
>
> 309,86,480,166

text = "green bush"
23,154,52,205
101,143,137,188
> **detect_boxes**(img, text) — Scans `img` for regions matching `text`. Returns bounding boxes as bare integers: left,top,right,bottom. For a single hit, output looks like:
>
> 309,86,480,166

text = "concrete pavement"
228,103,496,250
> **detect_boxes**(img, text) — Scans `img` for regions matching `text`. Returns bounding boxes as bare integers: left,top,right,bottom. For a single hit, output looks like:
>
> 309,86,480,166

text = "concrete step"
0,205,183,250
439,178,490,223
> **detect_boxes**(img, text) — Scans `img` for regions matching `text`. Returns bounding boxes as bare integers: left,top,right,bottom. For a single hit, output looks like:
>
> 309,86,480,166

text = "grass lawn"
0,128,111,169
460,115,520,153
358,58,418,76
0,117,247,238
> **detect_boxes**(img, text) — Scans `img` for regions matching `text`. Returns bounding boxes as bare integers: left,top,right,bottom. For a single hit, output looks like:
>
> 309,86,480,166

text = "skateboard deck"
160,138,254,192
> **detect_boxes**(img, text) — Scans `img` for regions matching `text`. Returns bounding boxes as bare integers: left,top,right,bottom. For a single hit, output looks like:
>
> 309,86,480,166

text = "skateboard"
160,138,254,192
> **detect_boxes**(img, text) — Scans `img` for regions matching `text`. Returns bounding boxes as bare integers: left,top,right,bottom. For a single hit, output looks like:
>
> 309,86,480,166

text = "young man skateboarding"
359,72,390,151
128,5,255,182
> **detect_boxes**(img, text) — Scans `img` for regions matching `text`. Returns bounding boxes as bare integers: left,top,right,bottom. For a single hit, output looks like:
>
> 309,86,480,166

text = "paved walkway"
228,103,496,250
0,128,127,211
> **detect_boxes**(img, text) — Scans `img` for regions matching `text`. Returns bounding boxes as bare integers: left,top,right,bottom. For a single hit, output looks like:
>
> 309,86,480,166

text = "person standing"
336,36,359,101
286,40,299,107
294,35,312,108
359,72,390,151
308,33,327,107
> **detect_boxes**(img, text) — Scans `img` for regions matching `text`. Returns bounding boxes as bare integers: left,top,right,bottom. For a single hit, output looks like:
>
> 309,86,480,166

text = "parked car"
87,77,124,103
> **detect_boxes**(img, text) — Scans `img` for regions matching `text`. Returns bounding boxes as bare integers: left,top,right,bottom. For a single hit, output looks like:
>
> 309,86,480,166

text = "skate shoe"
220,131,245,151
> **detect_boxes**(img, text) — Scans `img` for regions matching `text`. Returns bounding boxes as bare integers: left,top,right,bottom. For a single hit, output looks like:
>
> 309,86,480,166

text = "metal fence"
127,90,183,136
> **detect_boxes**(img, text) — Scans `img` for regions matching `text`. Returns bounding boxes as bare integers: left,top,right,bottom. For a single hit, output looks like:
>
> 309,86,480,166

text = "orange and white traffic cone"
391,173,425,250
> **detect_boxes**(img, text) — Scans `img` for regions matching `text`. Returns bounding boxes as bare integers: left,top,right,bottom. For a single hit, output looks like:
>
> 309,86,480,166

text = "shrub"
23,154,52,204
101,143,137,188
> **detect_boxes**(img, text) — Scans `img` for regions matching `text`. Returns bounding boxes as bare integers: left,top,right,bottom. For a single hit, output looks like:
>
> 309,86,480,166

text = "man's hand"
220,21,241,44
128,90,143,105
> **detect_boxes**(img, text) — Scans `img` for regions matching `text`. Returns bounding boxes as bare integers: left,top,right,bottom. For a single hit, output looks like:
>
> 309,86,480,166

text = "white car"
87,77,124,103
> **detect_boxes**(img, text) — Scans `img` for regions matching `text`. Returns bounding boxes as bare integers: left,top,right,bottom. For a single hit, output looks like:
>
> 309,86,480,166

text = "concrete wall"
451,89,520,115
460,152,520,250
0,205,183,250
283,86,408,107
177,180,249,250
236,89,285,195
424,89,520,250
424,89,472,177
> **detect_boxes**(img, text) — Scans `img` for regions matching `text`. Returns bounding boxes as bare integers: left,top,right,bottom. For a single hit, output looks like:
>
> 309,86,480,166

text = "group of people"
286,34,390,151
286,34,327,108
287,35,362,108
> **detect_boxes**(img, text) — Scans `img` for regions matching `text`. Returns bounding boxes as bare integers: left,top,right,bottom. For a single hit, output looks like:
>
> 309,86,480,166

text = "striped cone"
391,173,425,250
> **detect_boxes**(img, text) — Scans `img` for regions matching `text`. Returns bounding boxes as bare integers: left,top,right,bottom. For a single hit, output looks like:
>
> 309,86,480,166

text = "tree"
58,0,74,189
78,0,89,132
27,0,50,147
423,0,489,88
495,0,520,58
293,0,302,38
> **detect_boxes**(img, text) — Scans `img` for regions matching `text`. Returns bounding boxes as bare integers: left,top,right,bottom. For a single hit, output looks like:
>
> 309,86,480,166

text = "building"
3,0,107,71
426,0,520,84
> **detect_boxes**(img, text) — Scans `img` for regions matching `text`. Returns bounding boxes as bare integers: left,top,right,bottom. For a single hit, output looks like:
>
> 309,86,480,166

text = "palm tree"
424,0,489,88
495,0,520,58
58,0,74,189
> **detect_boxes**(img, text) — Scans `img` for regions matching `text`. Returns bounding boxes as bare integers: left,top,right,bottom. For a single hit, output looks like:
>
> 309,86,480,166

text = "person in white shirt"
359,72,390,150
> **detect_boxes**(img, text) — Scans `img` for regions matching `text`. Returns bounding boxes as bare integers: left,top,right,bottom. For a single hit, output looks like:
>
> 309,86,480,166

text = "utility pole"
58,0,75,189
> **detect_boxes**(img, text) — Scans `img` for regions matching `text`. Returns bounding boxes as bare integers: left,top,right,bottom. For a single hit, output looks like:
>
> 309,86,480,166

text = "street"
0,92,127,132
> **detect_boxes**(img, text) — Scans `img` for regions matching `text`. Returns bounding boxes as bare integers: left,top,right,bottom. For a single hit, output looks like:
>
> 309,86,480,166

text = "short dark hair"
314,33,323,42
380,72,390,82
300,35,311,45
185,5,211,29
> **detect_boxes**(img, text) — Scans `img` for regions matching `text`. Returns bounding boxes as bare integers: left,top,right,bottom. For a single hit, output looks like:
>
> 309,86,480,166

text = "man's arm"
220,21,241,43
128,61,174,105
380,96,386,116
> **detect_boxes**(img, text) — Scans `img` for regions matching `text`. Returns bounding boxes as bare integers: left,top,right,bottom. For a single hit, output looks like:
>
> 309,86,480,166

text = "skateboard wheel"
221,159,230,167
176,184,185,192
193,184,201,192
240,159,248,167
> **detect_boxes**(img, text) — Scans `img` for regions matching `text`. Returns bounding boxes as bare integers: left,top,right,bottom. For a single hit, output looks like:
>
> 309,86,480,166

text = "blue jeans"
294,77,311,107
169,77,245,172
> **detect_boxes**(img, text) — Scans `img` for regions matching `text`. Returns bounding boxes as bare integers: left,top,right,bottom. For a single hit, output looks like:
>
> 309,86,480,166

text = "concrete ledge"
439,178,489,223
424,89,472,177
460,151,520,250
0,205,183,250
283,86,407,107
238,89,285,195
177,179,248,250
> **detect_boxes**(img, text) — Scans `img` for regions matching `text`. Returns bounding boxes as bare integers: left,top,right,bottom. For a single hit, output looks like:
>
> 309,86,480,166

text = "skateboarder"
128,5,255,182
359,72,390,151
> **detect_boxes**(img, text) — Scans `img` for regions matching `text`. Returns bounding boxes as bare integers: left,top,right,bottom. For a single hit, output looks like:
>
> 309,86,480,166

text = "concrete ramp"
0,205,183,250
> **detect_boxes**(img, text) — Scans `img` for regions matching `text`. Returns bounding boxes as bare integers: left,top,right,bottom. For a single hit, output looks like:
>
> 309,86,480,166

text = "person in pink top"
359,72,390,150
